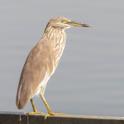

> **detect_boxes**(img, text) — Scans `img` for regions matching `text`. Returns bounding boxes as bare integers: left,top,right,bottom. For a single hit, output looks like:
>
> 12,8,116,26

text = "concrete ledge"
0,112,124,124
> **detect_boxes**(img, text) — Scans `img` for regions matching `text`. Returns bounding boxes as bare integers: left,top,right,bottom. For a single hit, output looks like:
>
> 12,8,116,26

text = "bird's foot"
44,111,65,119
26,111,45,116
49,112,64,116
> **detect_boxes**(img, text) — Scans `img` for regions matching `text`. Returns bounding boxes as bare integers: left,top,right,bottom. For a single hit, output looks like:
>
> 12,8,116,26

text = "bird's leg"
27,98,44,115
30,98,38,112
39,92,54,115
39,92,65,119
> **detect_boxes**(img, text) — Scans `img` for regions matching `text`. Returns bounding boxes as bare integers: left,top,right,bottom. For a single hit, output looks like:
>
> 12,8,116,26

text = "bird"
16,16,89,115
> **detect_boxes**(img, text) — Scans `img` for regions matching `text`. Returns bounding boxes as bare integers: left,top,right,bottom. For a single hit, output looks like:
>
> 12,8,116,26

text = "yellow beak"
67,21,90,27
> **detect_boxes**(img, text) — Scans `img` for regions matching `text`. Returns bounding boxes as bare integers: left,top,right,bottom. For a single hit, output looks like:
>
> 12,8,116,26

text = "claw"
44,114,50,119
26,112,45,116
48,111,65,116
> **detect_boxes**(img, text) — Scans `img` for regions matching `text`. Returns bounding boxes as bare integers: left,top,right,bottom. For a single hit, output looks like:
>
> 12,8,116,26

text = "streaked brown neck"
43,25,66,66
44,25,65,40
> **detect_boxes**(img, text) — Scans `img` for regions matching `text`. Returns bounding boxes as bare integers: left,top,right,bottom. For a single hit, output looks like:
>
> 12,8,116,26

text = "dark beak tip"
82,24,90,27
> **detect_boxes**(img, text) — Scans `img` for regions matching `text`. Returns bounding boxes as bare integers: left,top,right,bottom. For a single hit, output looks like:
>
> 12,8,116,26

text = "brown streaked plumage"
16,16,90,115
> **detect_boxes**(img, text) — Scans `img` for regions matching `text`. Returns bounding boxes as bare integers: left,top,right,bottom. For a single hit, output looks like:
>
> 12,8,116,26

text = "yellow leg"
27,98,45,115
39,92,54,115
39,92,65,119
30,98,38,112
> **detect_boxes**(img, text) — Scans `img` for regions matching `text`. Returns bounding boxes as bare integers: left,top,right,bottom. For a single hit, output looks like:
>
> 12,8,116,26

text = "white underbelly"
35,72,50,95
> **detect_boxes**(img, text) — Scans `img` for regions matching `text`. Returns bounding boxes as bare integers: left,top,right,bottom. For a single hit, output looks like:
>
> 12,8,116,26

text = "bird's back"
16,37,56,109
16,25,66,109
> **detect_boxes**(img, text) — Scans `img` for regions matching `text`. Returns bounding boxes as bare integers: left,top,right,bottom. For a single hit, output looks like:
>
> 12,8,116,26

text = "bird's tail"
16,82,30,109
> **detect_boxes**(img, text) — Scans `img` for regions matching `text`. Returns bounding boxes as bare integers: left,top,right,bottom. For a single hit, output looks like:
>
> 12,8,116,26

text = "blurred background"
0,0,124,116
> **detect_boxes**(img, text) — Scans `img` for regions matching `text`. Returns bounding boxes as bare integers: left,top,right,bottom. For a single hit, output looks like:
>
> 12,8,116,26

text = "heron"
16,17,89,115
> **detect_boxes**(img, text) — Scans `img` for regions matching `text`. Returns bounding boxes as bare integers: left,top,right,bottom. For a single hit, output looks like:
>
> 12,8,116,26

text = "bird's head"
47,16,90,29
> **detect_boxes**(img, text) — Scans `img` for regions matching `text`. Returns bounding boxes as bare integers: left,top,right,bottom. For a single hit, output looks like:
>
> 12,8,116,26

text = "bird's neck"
43,26,66,41
43,25,66,65
43,25,66,52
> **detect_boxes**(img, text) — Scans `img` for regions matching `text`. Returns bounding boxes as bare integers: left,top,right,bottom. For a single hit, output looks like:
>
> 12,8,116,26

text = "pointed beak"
67,21,90,27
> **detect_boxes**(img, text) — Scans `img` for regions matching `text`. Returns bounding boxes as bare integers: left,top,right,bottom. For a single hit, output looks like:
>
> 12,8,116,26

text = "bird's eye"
61,20,67,23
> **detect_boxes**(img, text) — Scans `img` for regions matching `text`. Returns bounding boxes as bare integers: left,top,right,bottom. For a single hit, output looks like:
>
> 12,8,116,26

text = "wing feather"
16,38,53,109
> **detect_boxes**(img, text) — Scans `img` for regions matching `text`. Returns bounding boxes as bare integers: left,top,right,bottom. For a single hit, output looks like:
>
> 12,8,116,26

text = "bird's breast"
35,72,50,95
44,29,66,75
53,31,66,63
